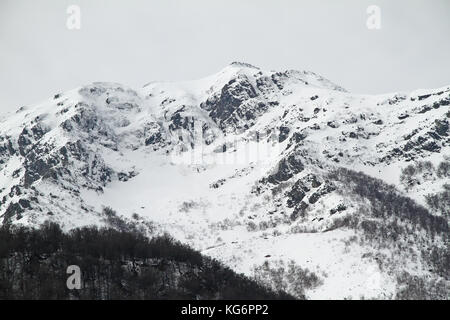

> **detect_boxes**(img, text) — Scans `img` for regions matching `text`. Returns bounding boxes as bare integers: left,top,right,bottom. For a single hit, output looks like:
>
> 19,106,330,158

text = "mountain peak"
228,61,260,69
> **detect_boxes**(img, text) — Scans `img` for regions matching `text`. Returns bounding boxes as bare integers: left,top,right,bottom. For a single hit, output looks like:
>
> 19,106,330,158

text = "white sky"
0,0,449,114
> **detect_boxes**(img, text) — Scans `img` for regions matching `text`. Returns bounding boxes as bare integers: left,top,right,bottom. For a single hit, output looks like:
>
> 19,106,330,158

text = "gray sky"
1,0,449,114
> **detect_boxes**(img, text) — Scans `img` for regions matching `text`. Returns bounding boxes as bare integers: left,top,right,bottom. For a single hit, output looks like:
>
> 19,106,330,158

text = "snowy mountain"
0,62,448,299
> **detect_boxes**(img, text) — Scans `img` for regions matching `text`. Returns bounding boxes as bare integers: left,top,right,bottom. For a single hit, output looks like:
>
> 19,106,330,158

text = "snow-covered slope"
0,62,448,299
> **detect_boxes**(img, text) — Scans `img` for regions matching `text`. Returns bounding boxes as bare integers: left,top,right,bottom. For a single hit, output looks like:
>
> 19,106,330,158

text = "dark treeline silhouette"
0,222,293,300
328,168,448,235
425,184,450,217
327,168,449,283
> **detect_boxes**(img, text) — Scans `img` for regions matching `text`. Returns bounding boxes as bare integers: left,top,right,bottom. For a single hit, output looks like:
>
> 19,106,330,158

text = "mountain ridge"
0,63,448,299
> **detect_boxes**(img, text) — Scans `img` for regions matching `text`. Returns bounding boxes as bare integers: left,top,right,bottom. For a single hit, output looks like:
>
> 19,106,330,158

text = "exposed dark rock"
286,180,310,208
422,141,441,152
308,192,320,204
434,119,449,137
145,132,162,146
287,132,307,148
330,204,347,215
308,182,336,204
200,75,267,131
373,119,383,125
118,171,138,182
418,105,432,114
24,158,55,187
278,126,290,142
290,201,308,221
418,94,431,101
267,153,304,184
18,199,31,209
327,121,339,128
2,202,24,224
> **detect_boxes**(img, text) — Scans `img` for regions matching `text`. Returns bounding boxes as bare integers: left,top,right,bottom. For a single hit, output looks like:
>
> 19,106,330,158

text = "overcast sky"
1,0,449,114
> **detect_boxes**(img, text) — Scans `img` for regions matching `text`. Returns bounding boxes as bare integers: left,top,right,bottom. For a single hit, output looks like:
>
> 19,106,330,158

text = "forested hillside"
0,222,293,300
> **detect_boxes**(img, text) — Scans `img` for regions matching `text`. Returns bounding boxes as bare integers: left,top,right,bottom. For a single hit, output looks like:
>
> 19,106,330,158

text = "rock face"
0,62,448,299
